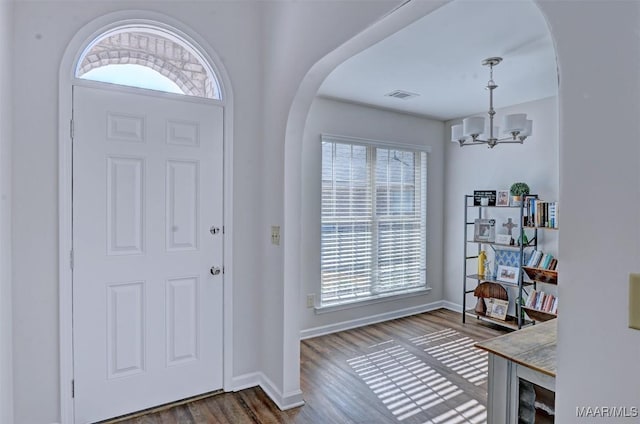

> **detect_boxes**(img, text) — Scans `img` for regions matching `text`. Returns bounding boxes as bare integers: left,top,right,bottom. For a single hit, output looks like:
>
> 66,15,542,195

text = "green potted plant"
510,182,530,206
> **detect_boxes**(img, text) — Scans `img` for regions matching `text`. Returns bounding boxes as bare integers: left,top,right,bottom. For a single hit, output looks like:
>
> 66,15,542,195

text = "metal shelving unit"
462,194,538,330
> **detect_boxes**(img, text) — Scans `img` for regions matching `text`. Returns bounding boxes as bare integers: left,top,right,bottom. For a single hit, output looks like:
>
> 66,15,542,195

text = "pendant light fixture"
451,57,532,148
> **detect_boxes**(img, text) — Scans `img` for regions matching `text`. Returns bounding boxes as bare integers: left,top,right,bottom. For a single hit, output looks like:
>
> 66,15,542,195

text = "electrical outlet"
271,225,280,245
307,294,315,308
630,274,640,330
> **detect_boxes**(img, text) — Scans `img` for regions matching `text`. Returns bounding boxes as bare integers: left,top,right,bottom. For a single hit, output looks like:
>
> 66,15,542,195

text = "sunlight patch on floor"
348,343,464,421
423,399,486,424
411,329,488,386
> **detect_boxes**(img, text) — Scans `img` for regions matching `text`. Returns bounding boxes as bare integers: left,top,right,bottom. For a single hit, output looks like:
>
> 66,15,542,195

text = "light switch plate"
629,274,640,330
271,225,280,246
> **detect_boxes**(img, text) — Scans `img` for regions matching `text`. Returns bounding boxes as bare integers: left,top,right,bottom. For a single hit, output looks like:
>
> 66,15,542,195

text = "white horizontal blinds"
321,136,428,306
374,149,427,294
321,141,373,304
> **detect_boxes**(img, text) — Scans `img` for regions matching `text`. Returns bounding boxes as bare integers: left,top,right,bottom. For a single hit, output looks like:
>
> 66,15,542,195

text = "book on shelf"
525,249,557,270
526,250,543,267
527,200,559,229
525,289,558,314
525,291,534,307
535,291,545,310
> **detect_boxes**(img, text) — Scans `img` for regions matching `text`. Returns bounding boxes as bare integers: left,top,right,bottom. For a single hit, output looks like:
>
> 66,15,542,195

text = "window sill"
314,287,431,314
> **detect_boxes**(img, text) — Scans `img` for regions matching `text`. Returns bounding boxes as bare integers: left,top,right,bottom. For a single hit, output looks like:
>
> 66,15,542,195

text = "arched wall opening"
57,11,235,424
281,0,559,407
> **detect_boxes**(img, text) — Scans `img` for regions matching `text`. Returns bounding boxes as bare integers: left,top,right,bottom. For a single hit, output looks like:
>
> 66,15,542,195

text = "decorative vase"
511,195,522,207
478,251,486,276
475,297,487,315
484,260,493,278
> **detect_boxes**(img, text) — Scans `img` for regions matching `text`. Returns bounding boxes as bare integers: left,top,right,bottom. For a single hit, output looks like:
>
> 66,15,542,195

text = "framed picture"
473,190,497,206
496,265,519,284
495,249,527,269
474,219,496,242
496,190,510,207
487,298,509,320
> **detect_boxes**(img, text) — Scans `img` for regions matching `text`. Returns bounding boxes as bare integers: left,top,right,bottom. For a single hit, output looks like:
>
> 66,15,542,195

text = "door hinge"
70,249,74,270
70,119,74,139
71,379,75,398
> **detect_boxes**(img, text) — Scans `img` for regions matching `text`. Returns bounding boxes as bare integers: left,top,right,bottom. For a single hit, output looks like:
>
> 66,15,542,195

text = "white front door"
72,85,224,423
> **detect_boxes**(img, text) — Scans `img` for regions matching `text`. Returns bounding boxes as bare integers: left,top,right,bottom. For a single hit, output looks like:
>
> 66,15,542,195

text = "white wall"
12,2,263,423
299,97,445,335
536,1,640,421
259,0,398,403
9,0,640,422
0,1,12,423
443,96,559,311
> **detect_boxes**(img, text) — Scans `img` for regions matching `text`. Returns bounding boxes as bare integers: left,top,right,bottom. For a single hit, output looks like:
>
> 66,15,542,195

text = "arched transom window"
76,27,221,99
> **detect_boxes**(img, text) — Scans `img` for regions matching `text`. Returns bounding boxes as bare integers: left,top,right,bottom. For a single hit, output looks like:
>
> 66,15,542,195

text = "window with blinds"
321,136,428,306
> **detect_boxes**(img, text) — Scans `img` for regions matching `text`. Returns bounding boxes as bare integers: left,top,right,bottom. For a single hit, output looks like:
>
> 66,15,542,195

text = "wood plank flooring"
107,309,507,424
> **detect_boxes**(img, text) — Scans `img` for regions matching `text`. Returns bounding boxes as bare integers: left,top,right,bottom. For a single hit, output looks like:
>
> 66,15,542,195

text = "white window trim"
75,24,222,99
321,133,432,153
314,286,431,314
319,133,429,309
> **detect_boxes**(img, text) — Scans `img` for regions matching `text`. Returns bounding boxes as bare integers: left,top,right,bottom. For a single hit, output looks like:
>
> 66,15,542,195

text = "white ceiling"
317,0,558,121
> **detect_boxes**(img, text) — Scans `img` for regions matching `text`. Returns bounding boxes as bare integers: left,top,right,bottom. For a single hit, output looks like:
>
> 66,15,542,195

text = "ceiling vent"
385,90,420,100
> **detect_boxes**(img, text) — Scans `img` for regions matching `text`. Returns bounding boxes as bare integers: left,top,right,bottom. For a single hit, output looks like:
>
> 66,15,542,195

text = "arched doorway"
58,12,234,424
282,0,558,410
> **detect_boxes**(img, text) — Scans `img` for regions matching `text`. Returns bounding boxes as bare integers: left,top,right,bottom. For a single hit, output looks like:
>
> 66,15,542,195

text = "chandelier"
451,57,532,148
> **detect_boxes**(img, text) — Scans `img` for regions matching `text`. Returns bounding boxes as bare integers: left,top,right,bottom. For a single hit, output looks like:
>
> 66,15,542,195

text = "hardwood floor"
107,309,507,424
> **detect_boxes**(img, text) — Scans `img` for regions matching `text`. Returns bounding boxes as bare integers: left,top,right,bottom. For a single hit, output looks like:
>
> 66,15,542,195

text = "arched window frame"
74,24,223,100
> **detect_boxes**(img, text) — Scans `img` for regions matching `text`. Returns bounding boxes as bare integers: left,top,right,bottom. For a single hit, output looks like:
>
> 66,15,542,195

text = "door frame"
58,11,234,424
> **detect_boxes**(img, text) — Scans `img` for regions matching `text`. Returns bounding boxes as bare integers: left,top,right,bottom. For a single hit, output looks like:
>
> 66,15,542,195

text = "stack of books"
525,289,558,314
526,249,558,270
527,200,558,229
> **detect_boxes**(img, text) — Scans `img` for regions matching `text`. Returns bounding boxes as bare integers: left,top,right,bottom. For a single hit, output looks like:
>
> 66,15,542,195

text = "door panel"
107,156,145,255
166,276,199,366
72,85,223,423
166,160,199,251
106,281,146,379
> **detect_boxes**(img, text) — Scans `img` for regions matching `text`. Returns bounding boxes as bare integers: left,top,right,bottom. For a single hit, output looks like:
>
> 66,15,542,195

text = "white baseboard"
441,300,462,313
300,300,446,340
258,372,305,410
230,372,304,411
229,372,261,392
